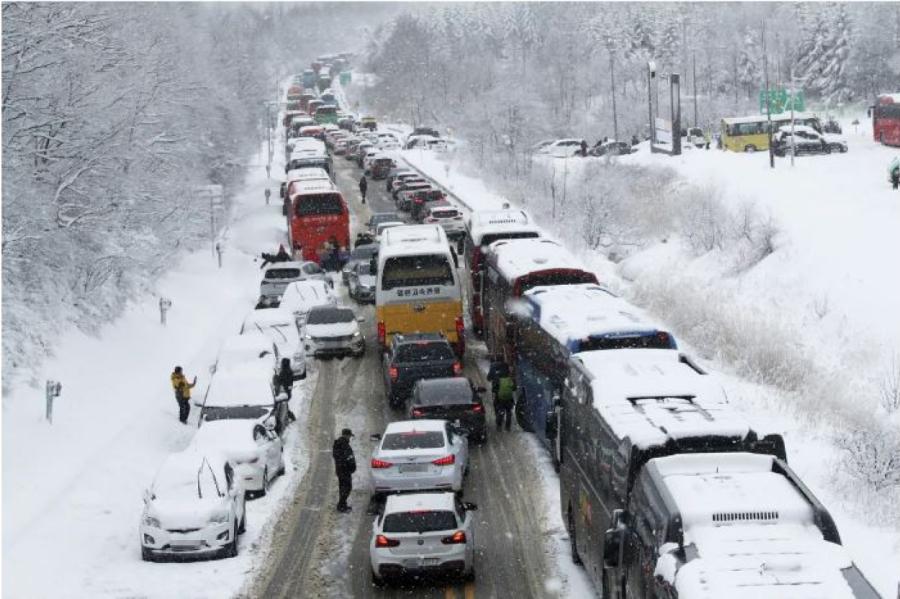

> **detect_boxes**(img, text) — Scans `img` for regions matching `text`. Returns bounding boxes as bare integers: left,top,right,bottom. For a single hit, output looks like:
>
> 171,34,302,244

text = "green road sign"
760,88,804,114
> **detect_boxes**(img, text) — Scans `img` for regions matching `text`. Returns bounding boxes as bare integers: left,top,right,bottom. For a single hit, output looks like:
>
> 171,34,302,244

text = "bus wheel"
568,509,582,565
744,144,757,153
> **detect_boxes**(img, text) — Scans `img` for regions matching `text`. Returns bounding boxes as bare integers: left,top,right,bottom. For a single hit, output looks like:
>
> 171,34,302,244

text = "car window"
382,510,457,533
303,263,323,274
266,268,301,280
416,381,472,405
395,342,455,362
382,430,445,450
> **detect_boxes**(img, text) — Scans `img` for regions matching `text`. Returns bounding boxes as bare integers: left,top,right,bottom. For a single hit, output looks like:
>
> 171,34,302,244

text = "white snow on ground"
402,131,900,598
1,141,317,598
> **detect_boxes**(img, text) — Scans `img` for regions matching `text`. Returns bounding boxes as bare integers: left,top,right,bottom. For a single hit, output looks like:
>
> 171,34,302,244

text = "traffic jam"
141,53,883,599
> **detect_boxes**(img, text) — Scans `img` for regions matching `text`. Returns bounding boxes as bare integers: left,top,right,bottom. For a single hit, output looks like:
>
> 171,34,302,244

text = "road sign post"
159,297,172,326
45,380,62,424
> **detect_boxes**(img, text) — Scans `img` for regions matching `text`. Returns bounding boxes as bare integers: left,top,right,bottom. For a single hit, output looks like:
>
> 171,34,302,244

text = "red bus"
481,238,598,362
463,210,541,335
287,179,350,264
873,94,900,146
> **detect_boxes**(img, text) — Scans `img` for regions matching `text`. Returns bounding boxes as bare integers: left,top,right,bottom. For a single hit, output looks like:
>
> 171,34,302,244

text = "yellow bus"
375,225,465,354
721,112,821,152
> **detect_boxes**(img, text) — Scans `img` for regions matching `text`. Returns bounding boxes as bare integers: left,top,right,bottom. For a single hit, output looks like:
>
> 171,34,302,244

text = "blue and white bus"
511,284,677,467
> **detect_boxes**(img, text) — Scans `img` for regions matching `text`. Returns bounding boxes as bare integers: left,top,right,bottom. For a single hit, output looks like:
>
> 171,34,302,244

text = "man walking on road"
358,175,367,204
170,366,197,424
332,428,356,512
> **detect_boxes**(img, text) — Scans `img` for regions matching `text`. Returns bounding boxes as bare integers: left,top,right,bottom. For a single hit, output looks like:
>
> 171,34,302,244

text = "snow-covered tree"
737,26,762,98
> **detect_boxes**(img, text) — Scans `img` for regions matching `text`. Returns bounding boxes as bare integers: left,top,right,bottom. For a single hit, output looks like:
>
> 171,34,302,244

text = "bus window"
295,193,343,217
381,255,453,290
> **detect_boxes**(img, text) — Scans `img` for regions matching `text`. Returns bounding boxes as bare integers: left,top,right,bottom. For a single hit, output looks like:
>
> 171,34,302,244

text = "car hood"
149,497,225,529
822,133,846,144
306,321,358,338
356,274,376,287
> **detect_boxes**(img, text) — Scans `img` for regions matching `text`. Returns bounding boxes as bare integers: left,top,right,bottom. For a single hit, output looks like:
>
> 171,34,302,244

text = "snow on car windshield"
265,268,301,280
382,431,444,450
306,307,354,325
396,342,454,362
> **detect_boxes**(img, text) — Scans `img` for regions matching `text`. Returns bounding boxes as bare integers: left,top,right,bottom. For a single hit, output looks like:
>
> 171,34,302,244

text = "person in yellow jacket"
170,366,197,424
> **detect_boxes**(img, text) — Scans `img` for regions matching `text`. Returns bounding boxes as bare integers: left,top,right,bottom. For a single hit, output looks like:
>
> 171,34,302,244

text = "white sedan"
279,279,337,325
370,420,468,495
188,419,285,498
140,450,246,561
370,492,477,585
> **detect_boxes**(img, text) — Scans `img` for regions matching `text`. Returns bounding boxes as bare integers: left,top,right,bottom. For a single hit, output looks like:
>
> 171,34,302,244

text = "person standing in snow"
273,357,298,423
332,428,356,513
358,175,368,204
890,157,900,190
170,366,197,424
580,140,588,157
494,372,516,432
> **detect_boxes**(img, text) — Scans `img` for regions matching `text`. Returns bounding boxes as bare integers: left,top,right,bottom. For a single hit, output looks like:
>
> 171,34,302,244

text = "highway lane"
252,151,557,599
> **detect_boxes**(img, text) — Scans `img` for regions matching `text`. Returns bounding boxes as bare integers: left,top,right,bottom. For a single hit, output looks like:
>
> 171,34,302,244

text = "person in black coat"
332,428,356,512
358,175,368,204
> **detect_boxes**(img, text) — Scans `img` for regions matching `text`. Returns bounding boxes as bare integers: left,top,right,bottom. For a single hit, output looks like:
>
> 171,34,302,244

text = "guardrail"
397,154,474,213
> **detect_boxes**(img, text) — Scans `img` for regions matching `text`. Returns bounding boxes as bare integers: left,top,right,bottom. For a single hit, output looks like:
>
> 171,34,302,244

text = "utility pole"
671,73,682,156
610,48,619,141
647,61,657,145
692,51,698,128
762,20,774,169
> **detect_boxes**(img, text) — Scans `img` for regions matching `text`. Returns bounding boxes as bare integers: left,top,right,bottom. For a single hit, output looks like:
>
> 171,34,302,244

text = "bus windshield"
381,254,454,290
294,193,343,217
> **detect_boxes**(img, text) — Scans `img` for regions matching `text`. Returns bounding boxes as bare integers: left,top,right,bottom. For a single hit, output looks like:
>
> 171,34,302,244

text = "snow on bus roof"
651,452,856,599
573,349,748,449
379,225,449,257
721,111,818,125
521,284,668,349
467,209,541,243
488,238,587,281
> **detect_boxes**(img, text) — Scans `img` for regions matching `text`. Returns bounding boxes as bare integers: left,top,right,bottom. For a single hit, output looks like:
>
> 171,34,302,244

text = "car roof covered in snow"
649,452,859,599
203,367,275,408
486,238,590,282
384,419,447,434
219,332,274,355
280,279,333,309
152,448,230,494
384,492,456,515
572,348,748,450
520,284,673,351
287,168,329,182
290,179,338,196
190,419,263,454
242,308,296,330
467,209,540,243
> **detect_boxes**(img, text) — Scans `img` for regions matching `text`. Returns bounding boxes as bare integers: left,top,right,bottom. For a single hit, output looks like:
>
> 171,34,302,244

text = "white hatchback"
370,492,477,585
370,420,468,495
188,419,285,498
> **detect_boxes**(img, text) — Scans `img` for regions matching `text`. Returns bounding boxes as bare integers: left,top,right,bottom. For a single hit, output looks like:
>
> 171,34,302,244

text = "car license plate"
424,557,440,566
399,463,427,474
403,558,422,568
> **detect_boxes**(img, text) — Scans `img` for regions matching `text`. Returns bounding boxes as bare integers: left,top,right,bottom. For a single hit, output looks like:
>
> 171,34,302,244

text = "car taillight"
371,458,394,469
415,198,424,204
377,321,386,345
432,455,455,466
375,534,400,548
441,531,466,544
452,362,462,376
471,403,484,413
455,316,464,338
411,408,425,417
389,366,399,381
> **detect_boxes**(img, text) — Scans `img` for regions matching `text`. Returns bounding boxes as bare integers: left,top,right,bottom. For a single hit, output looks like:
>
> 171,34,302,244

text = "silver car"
259,261,329,308
370,420,468,495
347,261,376,303
303,305,365,358
370,492,477,585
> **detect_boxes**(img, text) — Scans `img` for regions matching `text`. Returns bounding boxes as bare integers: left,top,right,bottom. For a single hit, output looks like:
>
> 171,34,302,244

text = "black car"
366,212,403,235
409,378,487,442
589,140,635,157
382,333,462,409
412,126,440,138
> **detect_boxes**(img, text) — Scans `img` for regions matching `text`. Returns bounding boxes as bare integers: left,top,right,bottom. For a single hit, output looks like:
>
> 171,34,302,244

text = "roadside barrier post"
215,242,223,269
159,297,172,326
45,380,62,424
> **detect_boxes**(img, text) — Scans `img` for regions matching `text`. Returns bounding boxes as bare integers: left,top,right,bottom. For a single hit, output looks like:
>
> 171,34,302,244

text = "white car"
370,420,468,495
362,150,380,171
422,201,465,239
198,367,289,435
370,492,477,585
240,308,306,380
210,333,279,376
376,221,405,239
279,279,337,325
140,450,246,561
188,419,284,498
303,305,365,358
258,260,328,308
539,138,586,157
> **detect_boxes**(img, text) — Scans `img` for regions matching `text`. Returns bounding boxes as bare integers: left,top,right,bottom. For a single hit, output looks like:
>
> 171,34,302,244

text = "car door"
266,429,284,473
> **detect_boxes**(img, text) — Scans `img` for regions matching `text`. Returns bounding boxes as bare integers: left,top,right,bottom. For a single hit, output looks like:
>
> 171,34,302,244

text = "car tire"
141,547,155,562
465,567,476,582
259,467,269,497
238,513,246,535
353,348,365,359
824,145,832,154
744,144,757,153
225,526,239,558
371,570,386,588
568,509,582,565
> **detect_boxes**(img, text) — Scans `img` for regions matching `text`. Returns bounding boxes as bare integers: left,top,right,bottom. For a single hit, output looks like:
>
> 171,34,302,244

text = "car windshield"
382,430,445,450
306,307,355,325
202,405,270,422
265,268,301,280
416,381,472,406
395,342,454,362
432,209,457,218
371,213,400,226
355,263,372,276
351,246,378,260
382,510,457,533
381,254,454,290
294,193,343,217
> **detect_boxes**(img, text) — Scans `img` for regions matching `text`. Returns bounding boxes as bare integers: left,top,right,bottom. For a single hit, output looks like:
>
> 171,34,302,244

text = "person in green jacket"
494,371,516,432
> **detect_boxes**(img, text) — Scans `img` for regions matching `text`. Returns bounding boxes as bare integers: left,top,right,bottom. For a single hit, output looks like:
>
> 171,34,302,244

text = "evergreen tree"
737,26,761,98
815,4,853,105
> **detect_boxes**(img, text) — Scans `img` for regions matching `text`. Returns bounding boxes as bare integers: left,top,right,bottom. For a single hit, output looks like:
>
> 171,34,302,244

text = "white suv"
370,420,468,495
370,492,477,585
